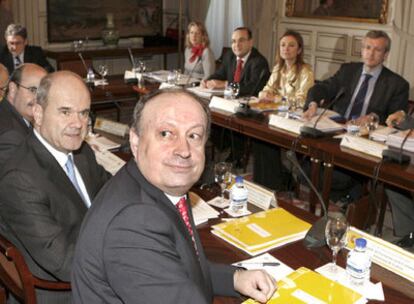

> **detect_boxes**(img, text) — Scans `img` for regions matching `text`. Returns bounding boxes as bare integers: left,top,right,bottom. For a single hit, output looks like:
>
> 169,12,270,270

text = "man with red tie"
72,89,276,303
201,27,269,97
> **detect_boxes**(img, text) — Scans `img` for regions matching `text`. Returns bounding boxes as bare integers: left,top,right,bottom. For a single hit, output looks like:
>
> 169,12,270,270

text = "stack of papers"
86,135,121,151
370,126,397,142
211,208,311,256
386,129,414,152
268,113,343,135
189,192,220,226
145,70,199,85
94,150,126,176
187,86,224,99
243,267,365,304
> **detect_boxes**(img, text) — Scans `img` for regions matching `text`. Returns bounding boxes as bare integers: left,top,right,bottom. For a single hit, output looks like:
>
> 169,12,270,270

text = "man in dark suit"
0,63,47,168
384,111,414,247
201,27,270,97
302,30,409,204
0,23,54,74
0,71,110,303
201,27,270,167
72,89,276,303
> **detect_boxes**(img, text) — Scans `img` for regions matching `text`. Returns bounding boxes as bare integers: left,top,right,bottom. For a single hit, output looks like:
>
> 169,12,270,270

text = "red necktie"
233,59,243,83
176,197,198,254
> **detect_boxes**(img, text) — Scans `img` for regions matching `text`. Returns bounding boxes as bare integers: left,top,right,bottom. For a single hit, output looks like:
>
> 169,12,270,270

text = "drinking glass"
214,162,232,204
97,64,108,83
133,60,146,84
325,215,348,273
229,82,240,99
167,70,179,84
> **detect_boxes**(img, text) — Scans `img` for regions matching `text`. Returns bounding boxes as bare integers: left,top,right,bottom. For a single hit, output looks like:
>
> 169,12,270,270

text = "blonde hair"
185,21,210,48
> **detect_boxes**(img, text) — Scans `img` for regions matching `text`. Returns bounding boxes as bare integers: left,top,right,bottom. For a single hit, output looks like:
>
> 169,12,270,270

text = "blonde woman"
184,21,215,80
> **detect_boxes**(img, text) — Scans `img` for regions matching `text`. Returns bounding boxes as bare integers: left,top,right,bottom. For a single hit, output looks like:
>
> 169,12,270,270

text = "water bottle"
346,238,372,286
224,83,232,100
230,176,248,213
86,68,95,84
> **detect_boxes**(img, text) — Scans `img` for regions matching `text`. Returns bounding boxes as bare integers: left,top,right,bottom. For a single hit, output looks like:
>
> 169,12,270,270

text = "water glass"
325,215,348,273
230,82,240,99
214,162,232,204
97,64,108,83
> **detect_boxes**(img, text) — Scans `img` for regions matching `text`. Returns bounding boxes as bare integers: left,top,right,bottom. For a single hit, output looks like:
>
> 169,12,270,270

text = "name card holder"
244,179,277,210
340,134,386,158
209,96,238,114
268,114,303,135
94,118,129,138
347,227,414,283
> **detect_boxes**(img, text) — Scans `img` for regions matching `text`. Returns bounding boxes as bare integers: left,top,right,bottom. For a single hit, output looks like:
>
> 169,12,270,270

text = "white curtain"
205,0,244,59
392,1,414,98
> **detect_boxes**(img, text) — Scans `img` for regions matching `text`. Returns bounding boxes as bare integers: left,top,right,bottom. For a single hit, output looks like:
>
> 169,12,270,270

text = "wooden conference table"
191,191,414,303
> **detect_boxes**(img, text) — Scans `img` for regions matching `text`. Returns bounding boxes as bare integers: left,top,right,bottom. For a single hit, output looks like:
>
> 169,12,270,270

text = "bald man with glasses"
0,63,47,168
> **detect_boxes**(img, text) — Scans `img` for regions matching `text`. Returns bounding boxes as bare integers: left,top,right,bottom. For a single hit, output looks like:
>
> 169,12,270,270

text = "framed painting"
285,0,389,24
47,0,163,43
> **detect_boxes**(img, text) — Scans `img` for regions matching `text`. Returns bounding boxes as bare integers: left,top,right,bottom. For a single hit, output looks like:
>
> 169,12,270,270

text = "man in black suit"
0,23,54,74
201,27,270,97
201,27,270,167
302,30,409,204
0,63,47,168
72,89,276,303
0,71,110,303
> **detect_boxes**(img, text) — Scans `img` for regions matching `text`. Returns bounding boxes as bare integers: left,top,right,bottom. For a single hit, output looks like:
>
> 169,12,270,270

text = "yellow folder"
243,267,365,304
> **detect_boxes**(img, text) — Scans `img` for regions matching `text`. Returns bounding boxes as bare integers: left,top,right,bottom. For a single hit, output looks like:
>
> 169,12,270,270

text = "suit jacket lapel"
5,100,31,133
73,145,92,198
29,134,88,212
368,68,387,111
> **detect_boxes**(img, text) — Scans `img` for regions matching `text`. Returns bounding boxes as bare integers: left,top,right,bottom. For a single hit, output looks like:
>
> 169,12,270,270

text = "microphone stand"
185,56,202,87
286,150,329,248
382,128,413,164
300,88,346,138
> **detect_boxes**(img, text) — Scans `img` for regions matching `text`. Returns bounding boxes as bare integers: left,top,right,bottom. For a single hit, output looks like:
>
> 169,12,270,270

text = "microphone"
78,52,94,86
382,128,412,164
78,52,89,75
286,150,328,248
300,87,346,138
235,70,268,120
185,56,202,87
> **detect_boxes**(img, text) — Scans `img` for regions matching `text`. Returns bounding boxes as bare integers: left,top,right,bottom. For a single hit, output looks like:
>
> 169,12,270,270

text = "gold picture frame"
285,0,389,24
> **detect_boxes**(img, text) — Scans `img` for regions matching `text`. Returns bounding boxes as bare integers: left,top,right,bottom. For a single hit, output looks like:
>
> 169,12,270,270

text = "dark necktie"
14,56,22,67
349,74,372,119
65,154,88,206
176,197,198,254
233,59,243,83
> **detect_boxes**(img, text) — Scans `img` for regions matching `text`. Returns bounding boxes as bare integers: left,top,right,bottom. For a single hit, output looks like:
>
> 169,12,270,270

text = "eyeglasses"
14,82,38,94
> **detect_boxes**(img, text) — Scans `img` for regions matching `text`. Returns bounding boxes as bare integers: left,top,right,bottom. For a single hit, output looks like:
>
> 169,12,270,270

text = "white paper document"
189,192,220,226
86,135,121,151
94,150,126,176
340,134,387,158
233,253,294,281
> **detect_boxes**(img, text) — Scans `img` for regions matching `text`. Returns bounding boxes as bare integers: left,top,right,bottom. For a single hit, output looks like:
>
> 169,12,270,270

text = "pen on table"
236,262,280,267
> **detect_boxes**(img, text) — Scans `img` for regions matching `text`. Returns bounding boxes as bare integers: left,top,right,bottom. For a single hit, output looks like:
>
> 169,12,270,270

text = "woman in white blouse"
184,21,215,80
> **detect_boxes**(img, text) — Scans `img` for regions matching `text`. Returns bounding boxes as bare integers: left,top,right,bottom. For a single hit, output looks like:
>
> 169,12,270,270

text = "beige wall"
9,0,414,98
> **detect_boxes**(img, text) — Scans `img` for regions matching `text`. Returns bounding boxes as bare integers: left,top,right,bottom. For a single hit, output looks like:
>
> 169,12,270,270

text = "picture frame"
47,0,163,43
285,0,389,24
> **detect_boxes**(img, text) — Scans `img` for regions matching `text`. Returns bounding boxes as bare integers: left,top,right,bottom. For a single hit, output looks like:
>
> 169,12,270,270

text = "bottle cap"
355,238,367,249
235,176,243,183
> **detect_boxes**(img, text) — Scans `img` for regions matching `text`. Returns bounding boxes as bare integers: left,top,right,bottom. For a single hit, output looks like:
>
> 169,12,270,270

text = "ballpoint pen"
236,262,280,267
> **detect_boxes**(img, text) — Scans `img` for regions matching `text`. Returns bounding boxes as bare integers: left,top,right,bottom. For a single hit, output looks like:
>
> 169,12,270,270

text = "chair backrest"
0,233,70,304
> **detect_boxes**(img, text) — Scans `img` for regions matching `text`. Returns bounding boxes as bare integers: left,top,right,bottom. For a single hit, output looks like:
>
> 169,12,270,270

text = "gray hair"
364,30,391,53
5,24,27,39
131,88,211,138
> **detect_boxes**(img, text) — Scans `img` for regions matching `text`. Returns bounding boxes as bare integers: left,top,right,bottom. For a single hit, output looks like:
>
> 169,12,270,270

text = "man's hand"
302,101,318,121
234,269,276,303
386,110,406,127
202,79,226,90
